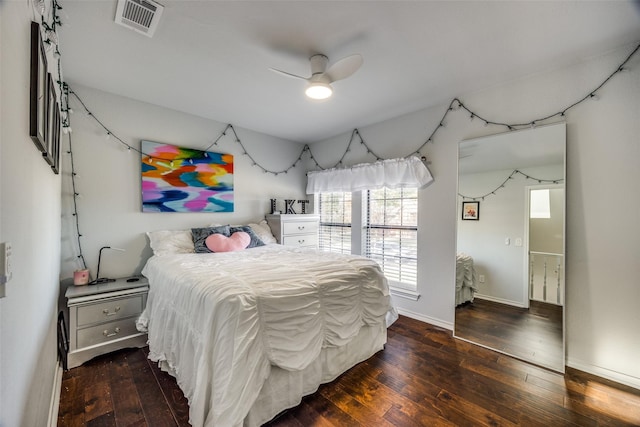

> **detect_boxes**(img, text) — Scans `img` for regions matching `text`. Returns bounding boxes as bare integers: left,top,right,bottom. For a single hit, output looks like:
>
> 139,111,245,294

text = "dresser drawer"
77,318,141,348
283,221,318,235
283,234,318,248
77,294,145,327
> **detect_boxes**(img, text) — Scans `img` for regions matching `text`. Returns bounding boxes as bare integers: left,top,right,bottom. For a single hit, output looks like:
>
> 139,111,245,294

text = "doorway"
526,185,565,306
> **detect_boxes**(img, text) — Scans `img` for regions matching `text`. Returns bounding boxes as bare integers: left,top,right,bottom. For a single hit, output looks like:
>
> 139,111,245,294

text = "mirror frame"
453,122,566,373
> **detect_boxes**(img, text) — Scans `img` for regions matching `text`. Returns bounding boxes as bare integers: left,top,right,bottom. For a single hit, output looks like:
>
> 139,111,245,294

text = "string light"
458,170,563,201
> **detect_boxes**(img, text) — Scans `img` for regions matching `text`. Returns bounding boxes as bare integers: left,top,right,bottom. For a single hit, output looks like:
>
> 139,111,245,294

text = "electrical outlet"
479,274,485,283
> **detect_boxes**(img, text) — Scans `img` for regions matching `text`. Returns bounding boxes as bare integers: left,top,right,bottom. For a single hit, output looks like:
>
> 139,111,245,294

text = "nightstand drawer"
77,295,145,327
283,221,318,235
283,234,318,248
77,318,141,348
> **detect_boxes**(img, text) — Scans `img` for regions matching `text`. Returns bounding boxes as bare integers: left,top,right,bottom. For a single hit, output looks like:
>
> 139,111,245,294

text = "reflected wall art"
141,140,234,212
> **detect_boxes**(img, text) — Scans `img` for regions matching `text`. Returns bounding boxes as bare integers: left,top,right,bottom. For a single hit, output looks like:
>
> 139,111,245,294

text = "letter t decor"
297,200,309,214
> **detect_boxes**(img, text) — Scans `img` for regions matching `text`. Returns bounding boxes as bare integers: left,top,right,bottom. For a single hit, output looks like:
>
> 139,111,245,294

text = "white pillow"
147,230,195,256
248,220,277,244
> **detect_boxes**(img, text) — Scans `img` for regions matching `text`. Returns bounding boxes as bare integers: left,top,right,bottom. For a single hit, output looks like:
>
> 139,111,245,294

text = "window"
365,187,418,291
530,189,551,219
318,192,352,254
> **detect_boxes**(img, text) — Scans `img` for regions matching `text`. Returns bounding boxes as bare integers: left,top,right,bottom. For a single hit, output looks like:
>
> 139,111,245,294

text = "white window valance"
306,156,434,194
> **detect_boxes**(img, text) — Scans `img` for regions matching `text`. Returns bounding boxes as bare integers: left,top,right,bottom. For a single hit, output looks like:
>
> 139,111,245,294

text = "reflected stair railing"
529,251,563,305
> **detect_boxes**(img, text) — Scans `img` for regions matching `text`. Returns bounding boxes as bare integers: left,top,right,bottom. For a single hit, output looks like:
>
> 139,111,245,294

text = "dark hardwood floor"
455,299,564,371
58,315,640,427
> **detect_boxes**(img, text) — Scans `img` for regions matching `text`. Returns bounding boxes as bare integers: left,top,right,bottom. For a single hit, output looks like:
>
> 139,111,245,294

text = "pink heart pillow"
205,231,251,252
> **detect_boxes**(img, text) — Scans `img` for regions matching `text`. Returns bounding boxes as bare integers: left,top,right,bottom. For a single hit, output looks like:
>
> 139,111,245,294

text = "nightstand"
266,214,320,249
65,277,149,368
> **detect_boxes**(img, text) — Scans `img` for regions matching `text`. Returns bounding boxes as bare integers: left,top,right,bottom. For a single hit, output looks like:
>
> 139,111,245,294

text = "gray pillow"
230,226,265,249
191,225,231,253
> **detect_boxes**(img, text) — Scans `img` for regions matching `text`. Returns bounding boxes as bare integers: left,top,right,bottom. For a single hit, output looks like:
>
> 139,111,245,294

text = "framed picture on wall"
29,21,48,152
462,201,480,221
51,101,61,174
43,73,58,168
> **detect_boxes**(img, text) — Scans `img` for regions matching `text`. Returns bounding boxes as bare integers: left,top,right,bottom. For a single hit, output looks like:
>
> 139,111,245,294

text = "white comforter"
137,245,395,427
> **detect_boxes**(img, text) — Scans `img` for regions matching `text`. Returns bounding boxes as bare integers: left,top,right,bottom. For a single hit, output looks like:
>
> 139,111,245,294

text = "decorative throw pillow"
191,225,231,253
247,220,277,244
205,232,251,252
230,225,265,248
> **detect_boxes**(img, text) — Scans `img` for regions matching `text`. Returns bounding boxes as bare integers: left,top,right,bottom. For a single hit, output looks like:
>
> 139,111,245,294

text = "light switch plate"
0,242,12,287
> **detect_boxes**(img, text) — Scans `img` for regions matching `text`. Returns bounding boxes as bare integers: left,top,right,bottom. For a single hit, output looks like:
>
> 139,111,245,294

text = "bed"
456,253,478,306
137,223,397,427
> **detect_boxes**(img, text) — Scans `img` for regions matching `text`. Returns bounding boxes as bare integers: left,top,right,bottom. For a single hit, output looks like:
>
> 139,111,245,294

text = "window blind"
365,187,418,290
318,192,352,255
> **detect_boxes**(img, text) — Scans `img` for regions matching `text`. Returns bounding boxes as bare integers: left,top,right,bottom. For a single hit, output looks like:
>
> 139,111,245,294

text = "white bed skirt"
245,322,387,426
155,322,387,427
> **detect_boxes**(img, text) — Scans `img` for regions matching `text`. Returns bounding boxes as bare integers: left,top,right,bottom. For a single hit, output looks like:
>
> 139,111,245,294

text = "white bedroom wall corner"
1,2,63,426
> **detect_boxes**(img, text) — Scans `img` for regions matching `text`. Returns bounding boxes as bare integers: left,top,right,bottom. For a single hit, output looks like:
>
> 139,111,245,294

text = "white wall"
60,84,308,280
310,44,640,388
0,2,62,426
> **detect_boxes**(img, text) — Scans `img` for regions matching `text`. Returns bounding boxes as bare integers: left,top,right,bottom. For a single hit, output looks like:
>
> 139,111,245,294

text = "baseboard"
48,359,63,427
397,307,453,331
474,294,526,308
567,357,640,390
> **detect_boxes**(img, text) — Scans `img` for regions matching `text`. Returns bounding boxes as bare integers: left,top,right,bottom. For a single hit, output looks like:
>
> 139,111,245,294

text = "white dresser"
266,214,320,249
65,277,149,368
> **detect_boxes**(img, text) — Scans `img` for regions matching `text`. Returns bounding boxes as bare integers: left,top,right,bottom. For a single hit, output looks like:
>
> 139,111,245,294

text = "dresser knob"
298,239,305,244
103,327,120,338
297,226,305,230
103,306,121,316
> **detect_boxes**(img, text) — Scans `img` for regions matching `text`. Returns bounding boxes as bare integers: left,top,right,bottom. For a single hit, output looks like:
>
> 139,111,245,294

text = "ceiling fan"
270,53,363,100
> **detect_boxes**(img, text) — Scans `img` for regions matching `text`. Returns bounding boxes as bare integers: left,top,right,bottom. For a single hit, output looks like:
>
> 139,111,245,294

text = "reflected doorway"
527,185,564,306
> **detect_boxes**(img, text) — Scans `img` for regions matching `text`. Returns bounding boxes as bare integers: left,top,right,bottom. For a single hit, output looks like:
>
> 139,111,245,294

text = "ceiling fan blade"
325,54,363,82
269,68,309,81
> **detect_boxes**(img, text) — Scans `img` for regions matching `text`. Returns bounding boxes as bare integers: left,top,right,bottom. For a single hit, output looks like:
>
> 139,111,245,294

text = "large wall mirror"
454,122,566,372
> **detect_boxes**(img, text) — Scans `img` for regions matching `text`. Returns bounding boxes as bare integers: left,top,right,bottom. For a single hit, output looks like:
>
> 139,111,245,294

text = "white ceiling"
58,1,640,144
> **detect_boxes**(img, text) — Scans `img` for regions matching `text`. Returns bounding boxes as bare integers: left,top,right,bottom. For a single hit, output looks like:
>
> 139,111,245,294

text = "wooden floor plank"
83,381,112,423
127,347,178,427
58,316,640,426
58,375,85,427
106,352,146,426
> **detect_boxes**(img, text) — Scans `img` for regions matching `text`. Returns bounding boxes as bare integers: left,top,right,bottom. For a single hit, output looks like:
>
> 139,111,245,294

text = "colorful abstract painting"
141,140,234,213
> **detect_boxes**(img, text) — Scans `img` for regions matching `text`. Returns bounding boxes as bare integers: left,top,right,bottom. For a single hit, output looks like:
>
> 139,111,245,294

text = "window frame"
364,187,419,294
316,188,420,300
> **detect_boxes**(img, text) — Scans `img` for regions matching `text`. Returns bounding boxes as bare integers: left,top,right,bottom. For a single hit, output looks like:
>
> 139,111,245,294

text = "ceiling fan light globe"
305,82,333,100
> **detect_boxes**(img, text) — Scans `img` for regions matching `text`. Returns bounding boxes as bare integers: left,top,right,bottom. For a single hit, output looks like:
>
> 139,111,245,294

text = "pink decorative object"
205,232,250,252
73,269,90,286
